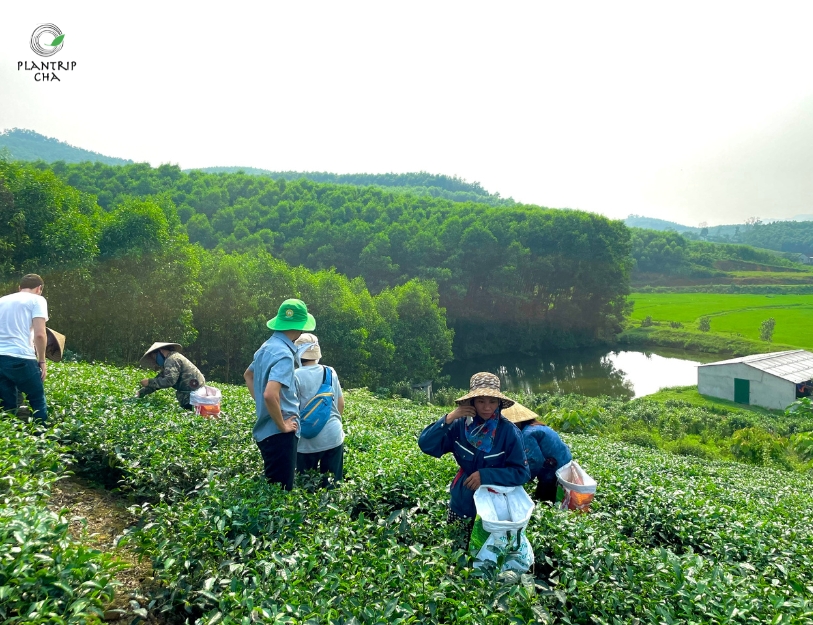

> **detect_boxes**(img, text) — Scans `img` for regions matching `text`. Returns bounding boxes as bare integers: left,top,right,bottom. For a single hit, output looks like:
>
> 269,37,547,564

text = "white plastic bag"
473,485,534,531
190,385,222,417
555,460,597,511
469,485,535,573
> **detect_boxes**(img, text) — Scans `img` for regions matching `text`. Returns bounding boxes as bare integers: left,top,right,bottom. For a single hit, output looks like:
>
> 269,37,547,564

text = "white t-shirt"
295,364,344,454
0,291,49,360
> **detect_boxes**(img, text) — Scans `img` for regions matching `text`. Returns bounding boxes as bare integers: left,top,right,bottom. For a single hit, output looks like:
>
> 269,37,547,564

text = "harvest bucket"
190,385,222,418
555,460,596,512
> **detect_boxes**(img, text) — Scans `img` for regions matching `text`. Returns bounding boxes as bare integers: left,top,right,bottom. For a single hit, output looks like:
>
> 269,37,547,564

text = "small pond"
442,347,718,400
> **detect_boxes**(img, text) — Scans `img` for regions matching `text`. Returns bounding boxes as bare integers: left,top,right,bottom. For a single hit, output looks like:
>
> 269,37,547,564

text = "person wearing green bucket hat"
245,298,316,490
266,298,316,332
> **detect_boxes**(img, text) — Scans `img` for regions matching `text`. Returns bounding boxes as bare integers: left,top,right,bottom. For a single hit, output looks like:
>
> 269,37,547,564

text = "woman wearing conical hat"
137,342,205,410
503,402,572,503
418,372,530,527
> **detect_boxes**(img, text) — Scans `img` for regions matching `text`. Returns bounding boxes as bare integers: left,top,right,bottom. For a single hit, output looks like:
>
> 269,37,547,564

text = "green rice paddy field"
629,293,813,351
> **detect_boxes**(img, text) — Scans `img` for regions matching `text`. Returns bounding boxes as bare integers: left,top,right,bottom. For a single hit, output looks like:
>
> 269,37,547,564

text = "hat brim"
455,389,515,409
300,347,322,360
267,313,316,332
502,401,540,424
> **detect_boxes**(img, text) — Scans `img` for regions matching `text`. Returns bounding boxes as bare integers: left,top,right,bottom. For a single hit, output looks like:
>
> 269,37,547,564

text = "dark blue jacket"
522,424,572,483
419,414,530,519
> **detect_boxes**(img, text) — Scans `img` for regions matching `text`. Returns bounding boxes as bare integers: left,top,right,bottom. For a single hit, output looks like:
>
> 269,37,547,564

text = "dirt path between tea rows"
48,477,166,624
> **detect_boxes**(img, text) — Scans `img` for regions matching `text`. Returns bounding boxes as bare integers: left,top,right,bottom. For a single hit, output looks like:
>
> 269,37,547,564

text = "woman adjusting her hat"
419,372,529,527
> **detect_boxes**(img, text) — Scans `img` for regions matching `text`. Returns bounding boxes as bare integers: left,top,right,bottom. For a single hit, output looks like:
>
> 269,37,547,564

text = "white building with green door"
697,350,813,410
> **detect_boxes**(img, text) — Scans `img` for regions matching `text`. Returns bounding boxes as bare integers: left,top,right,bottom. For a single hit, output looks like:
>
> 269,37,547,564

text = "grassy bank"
645,385,783,416
615,324,798,356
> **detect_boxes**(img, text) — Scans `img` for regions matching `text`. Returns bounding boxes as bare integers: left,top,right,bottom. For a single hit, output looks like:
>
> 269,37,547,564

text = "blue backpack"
299,366,334,439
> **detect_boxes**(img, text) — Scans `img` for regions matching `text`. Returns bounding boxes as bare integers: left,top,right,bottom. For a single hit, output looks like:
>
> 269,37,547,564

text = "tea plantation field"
629,292,813,351
4,361,813,624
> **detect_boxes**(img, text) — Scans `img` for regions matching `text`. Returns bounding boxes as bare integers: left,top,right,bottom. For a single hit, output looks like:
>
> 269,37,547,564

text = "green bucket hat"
267,298,316,332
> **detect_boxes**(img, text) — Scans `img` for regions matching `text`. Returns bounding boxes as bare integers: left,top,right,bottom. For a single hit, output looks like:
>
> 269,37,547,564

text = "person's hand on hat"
445,404,475,425
463,471,482,490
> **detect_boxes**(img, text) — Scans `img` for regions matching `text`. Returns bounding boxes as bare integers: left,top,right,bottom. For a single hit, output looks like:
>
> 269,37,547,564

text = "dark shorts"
534,474,558,503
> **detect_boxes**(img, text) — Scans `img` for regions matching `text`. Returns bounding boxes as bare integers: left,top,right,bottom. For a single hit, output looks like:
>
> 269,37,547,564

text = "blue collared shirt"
249,332,301,442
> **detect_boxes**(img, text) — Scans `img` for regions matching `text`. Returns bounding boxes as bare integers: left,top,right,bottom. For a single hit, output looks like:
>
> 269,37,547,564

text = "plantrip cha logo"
18,24,76,81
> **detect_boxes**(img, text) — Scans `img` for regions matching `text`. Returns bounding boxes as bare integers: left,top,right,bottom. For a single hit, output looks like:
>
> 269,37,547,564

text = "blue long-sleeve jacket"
522,424,572,483
418,414,530,519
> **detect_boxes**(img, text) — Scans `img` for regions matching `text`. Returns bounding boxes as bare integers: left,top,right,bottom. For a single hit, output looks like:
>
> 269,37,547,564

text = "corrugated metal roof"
698,350,813,383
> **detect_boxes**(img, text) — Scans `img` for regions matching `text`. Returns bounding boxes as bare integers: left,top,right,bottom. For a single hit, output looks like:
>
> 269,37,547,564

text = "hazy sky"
2,2,813,226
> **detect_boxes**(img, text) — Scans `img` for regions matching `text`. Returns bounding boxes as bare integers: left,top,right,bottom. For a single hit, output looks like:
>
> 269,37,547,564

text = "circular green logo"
31,24,64,57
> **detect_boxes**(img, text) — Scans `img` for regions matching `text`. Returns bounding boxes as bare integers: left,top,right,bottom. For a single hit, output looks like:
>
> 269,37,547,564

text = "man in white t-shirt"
0,274,49,423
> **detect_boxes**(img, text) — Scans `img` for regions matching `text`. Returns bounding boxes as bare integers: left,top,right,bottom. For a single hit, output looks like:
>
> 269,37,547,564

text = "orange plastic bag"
555,461,596,512
190,385,222,418
196,403,221,418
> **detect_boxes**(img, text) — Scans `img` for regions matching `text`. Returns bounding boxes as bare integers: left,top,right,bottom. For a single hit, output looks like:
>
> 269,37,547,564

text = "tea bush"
26,362,813,623
48,362,261,496
0,415,120,624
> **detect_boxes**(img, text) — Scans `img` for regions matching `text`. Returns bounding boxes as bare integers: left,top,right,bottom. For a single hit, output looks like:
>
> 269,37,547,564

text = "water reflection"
442,348,707,399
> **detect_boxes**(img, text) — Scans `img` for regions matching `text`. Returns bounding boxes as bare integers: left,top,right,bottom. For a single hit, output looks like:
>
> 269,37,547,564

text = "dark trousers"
256,431,297,491
0,355,47,423
534,475,558,503
297,443,344,487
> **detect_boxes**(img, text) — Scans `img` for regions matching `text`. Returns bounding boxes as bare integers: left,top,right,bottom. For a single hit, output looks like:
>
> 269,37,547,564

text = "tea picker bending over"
503,402,572,502
418,372,529,528
294,333,345,487
137,342,205,410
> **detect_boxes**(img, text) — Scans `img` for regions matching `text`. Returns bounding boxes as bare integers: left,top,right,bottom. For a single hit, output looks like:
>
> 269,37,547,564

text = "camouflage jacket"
139,352,205,407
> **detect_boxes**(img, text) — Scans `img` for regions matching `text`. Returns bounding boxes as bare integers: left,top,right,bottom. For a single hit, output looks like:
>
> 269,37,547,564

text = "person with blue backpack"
293,333,345,487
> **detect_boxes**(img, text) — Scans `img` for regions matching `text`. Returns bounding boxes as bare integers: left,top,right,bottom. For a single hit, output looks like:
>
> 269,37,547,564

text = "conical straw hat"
45,328,66,362
502,401,540,424
139,342,181,367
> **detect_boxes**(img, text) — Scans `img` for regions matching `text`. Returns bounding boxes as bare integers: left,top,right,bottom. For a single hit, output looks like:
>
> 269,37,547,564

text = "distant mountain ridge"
626,215,748,239
626,214,813,257
625,215,702,233
0,128,133,166
187,166,513,206
0,129,511,206
625,214,813,233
